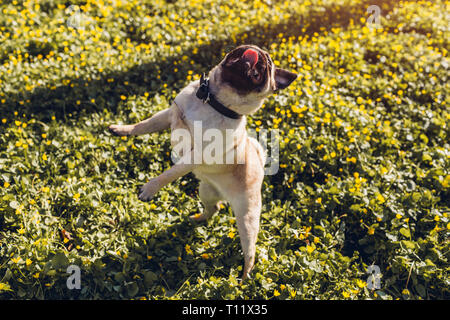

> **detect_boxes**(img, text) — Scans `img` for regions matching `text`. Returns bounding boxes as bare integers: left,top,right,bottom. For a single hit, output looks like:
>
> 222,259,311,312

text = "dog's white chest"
171,81,247,166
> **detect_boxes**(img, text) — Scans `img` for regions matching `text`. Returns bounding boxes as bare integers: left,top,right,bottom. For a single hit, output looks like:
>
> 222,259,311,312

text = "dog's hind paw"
189,213,208,222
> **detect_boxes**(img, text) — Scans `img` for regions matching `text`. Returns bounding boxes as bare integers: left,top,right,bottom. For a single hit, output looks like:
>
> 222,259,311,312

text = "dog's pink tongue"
243,49,258,67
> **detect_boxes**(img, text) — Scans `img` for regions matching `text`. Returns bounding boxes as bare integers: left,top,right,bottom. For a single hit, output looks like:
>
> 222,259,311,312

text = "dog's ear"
274,68,298,90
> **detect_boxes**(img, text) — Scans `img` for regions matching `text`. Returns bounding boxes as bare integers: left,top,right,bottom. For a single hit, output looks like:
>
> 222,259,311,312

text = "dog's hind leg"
190,181,222,222
109,107,172,136
230,188,262,282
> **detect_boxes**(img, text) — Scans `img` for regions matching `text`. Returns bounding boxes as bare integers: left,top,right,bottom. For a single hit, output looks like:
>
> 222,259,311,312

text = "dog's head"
208,44,298,115
219,44,298,96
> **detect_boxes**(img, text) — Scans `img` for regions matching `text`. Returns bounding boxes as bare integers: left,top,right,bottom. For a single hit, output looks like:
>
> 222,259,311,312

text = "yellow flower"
273,289,280,297
11,257,21,264
280,284,286,291
315,197,322,204
0,283,12,291
185,244,193,255
73,193,80,200
342,291,350,298
26,259,32,266
306,245,315,254
120,95,127,100
376,193,385,204
3,182,10,188
367,227,375,235
201,253,210,259
42,153,47,161
356,279,366,288
346,157,357,164
228,231,235,239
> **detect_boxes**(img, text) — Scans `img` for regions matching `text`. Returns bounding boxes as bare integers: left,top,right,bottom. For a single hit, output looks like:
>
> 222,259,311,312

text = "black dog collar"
196,73,242,120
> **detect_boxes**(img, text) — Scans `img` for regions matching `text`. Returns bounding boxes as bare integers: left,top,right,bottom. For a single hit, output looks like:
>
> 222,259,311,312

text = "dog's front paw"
138,179,160,202
108,124,133,136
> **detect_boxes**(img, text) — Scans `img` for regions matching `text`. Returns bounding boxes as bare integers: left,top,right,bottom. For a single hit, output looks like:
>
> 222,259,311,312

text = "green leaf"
143,271,158,287
415,284,426,297
401,240,416,250
399,228,411,238
422,154,432,162
1,269,12,283
126,282,139,297
51,252,69,269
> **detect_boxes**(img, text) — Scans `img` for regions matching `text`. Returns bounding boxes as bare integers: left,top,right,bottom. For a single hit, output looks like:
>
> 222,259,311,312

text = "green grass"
0,0,449,299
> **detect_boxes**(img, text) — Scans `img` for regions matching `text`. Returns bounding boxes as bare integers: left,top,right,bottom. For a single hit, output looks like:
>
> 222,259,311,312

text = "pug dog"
109,44,297,280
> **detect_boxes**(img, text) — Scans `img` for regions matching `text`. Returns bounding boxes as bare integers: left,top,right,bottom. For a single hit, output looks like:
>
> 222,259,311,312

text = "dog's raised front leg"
138,151,196,201
109,108,172,136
